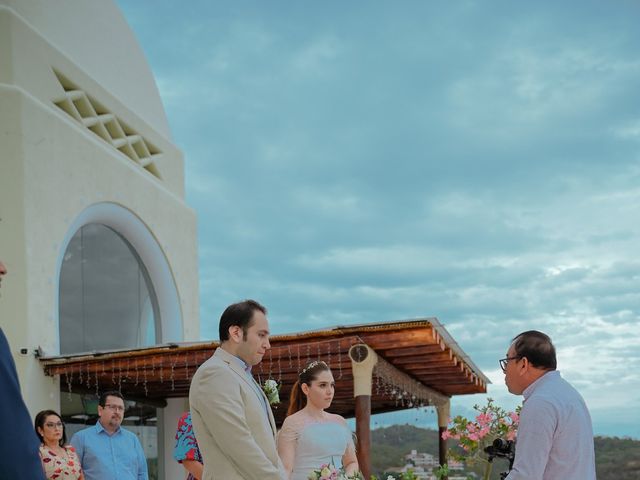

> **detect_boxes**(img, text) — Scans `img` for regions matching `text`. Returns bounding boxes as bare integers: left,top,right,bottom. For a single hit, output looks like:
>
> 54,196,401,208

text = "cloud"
612,119,640,140
117,0,640,437
290,35,343,76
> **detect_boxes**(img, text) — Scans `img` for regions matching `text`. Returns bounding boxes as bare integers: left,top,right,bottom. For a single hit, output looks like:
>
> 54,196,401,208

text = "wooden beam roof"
40,318,489,425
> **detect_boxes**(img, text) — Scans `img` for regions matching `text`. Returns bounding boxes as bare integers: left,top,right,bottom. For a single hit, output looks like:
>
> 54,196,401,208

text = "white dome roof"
2,0,171,139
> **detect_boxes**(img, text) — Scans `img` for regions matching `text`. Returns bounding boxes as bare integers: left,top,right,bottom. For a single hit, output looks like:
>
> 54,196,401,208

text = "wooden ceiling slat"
42,320,489,425
406,366,462,374
388,351,455,366
439,384,486,395
359,329,436,349
378,344,445,357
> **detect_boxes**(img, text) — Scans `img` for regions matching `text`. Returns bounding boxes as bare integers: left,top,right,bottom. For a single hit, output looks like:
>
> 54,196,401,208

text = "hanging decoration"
41,325,483,429
372,354,447,408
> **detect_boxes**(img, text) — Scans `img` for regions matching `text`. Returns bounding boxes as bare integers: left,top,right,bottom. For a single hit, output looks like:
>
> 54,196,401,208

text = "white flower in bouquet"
307,463,337,480
261,378,280,405
342,472,364,480
308,463,363,480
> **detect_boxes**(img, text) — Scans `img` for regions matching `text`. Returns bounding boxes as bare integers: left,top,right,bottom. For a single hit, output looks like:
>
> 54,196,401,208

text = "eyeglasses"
499,356,522,372
104,404,125,412
45,422,63,429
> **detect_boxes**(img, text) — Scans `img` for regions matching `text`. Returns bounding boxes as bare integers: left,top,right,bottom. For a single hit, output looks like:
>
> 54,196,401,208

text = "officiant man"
189,299,284,480
502,330,596,480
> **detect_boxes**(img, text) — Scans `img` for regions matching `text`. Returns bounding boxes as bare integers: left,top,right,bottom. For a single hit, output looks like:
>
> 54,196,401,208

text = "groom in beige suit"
190,299,284,480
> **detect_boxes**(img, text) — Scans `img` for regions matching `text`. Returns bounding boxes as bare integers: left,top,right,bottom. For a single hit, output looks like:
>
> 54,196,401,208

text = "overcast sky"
116,0,640,438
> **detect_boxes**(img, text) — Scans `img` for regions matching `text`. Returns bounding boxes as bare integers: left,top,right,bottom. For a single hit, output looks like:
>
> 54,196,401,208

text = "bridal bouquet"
307,464,363,480
261,379,280,405
307,464,338,480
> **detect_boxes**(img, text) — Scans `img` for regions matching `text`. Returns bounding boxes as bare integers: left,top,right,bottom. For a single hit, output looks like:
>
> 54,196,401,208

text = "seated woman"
35,410,83,480
277,360,359,480
174,411,204,480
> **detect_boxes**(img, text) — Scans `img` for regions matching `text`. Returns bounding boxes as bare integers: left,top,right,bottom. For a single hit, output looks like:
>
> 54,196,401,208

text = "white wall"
161,398,190,480
0,4,200,477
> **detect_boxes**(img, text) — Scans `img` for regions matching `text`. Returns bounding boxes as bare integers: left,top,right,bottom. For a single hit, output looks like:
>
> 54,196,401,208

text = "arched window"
59,223,159,354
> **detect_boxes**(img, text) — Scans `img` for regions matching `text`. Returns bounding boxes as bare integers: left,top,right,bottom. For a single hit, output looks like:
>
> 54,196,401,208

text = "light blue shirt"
71,421,148,480
505,370,596,480
228,352,251,374
228,352,272,428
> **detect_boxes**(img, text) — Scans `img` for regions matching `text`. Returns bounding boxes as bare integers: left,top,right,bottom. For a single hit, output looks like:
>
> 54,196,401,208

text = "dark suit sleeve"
0,328,46,479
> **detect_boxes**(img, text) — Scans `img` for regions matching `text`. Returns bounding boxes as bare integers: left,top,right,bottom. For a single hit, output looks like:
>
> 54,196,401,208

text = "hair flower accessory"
301,360,328,376
261,378,280,405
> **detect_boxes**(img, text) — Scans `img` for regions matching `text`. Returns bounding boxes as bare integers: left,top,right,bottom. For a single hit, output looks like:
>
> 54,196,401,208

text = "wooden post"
355,395,371,479
437,399,451,479
349,344,378,480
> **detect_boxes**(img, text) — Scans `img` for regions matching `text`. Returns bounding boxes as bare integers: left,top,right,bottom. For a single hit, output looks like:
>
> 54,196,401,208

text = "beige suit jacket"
189,347,283,480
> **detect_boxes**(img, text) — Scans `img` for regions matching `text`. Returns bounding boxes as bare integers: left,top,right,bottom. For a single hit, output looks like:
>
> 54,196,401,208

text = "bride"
277,360,359,480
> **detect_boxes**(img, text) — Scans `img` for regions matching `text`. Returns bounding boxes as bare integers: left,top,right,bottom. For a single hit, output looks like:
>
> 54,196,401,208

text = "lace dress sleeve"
335,415,359,475
277,415,303,480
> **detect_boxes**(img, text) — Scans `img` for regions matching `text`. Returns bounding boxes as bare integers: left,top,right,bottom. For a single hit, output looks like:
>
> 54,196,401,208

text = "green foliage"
433,464,448,479
594,436,640,480
400,469,418,480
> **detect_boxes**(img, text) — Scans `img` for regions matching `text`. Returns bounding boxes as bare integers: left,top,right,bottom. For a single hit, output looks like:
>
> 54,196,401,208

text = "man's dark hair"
99,390,124,407
512,330,557,370
219,299,267,342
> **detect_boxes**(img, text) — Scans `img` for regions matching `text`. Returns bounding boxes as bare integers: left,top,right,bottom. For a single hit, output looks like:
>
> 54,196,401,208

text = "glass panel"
59,223,159,354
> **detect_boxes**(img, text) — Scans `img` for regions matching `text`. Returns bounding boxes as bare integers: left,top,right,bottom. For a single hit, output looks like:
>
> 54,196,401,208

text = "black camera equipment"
484,438,515,480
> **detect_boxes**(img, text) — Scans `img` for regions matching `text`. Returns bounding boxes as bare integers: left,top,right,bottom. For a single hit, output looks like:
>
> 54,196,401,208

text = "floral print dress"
39,445,82,480
174,411,203,480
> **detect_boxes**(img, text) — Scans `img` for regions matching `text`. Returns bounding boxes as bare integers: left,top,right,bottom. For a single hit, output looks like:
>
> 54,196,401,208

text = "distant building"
405,449,438,468
448,459,465,471
394,449,466,480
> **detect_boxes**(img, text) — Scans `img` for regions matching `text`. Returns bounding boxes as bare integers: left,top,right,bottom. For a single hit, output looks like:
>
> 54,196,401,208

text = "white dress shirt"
506,370,596,480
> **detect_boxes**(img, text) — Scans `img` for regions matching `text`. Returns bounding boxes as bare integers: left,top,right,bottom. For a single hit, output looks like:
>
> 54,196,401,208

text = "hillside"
371,425,440,473
594,436,640,480
371,424,640,480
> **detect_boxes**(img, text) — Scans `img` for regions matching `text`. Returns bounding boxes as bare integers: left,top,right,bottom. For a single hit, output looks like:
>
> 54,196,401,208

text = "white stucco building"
0,1,198,477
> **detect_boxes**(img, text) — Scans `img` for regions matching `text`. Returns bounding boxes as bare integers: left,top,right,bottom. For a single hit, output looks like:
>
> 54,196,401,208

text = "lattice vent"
52,70,162,179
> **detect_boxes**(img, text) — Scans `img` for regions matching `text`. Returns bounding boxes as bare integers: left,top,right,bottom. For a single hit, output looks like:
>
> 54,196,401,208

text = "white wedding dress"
278,412,355,480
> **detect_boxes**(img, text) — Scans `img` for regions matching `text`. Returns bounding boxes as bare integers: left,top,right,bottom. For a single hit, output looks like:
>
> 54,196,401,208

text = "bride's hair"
286,360,331,417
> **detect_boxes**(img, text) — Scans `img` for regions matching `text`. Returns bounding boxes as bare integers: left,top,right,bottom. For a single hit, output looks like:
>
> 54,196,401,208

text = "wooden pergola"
41,318,489,477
